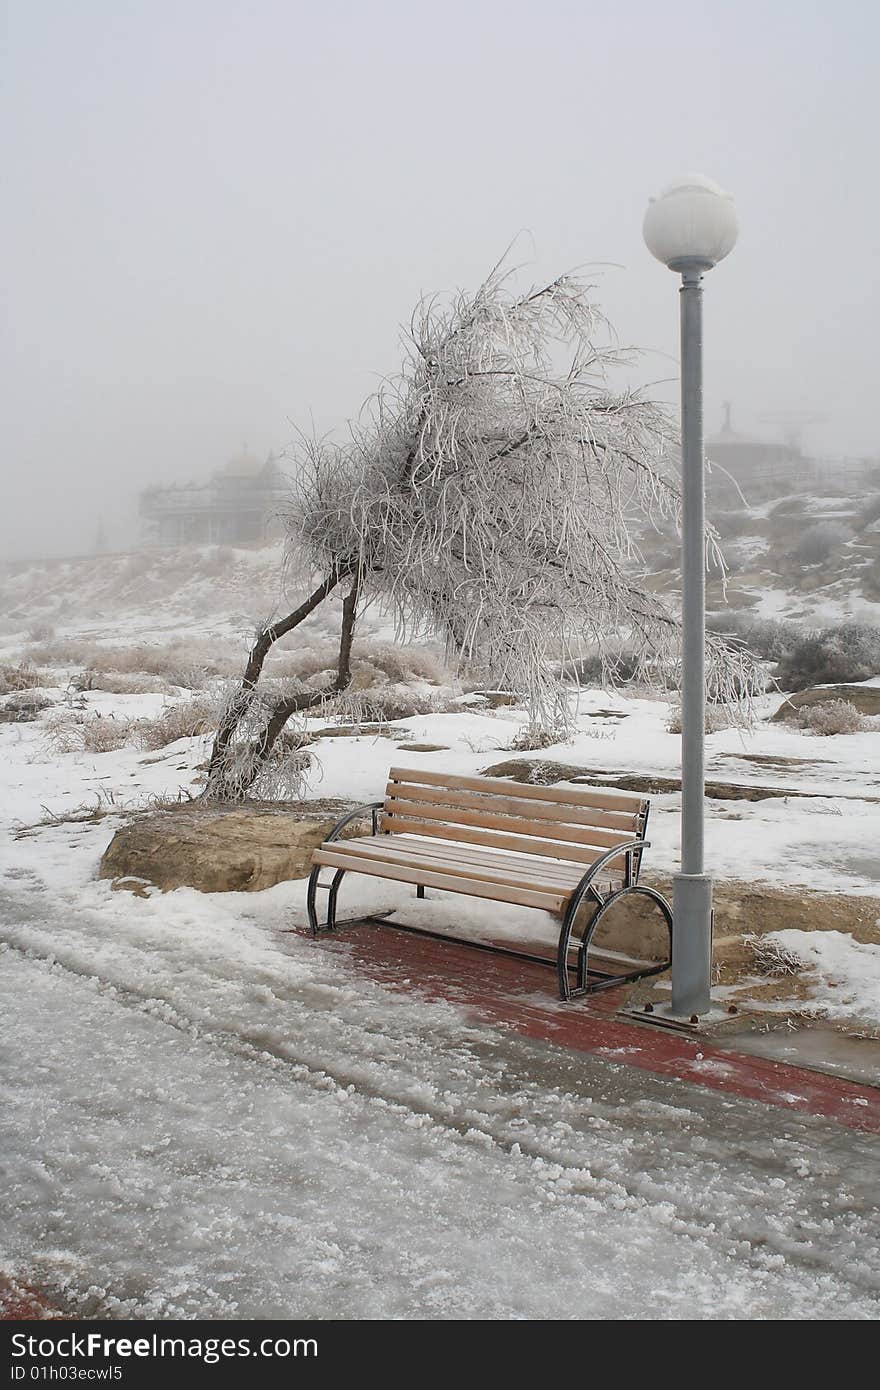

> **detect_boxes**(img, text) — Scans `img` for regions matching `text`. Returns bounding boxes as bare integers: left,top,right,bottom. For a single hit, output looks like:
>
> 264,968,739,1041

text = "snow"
2,572,880,1319
766,930,880,1028
2,880,879,1319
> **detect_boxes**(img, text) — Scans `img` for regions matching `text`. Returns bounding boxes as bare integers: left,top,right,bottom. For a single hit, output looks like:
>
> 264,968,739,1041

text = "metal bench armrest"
323,801,386,842
577,838,650,891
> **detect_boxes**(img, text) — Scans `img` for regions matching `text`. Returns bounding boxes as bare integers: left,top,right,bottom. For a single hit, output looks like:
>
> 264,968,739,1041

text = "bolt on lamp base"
671,872,713,1018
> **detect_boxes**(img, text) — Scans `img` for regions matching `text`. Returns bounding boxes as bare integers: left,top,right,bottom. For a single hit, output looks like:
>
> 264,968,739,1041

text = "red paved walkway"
0,1274,66,1320
303,920,880,1135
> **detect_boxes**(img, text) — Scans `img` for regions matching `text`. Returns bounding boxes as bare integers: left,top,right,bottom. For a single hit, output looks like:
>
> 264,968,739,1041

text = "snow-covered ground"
2,552,880,1319
3,691,880,1318
2,870,880,1319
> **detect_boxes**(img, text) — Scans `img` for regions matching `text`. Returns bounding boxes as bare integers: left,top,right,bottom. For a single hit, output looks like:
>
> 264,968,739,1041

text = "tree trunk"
205,567,363,801
336,574,360,691
205,568,343,796
239,574,362,787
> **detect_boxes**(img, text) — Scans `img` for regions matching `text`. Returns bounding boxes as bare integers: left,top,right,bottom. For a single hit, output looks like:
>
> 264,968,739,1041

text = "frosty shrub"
348,659,387,691
82,716,134,752
506,725,562,752
136,696,219,751
44,712,133,754
353,642,448,685
77,670,171,695
775,624,880,690
666,704,734,734
562,650,644,688
793,699,873,736
27,622,56,643
246,744,313,801
794,521,852,566
745,934,805,977
708,612,801,664
1,690,53,722
355,687,442,722
0,663,48,694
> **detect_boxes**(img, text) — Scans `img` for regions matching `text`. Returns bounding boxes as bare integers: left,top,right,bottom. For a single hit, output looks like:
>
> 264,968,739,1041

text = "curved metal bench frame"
306,799,672,1001
306,802,387,935
555,841,673,1001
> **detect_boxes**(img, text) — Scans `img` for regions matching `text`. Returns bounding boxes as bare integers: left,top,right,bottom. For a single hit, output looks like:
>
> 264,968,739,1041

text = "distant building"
139,450,288,546
705,405,876,505
705,405,810,503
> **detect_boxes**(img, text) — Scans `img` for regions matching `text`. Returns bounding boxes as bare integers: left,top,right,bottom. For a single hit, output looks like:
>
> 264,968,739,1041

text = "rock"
479,758,878,802
480,759,588,785
99,801,357,894
395,743,450,753
311,724,413,739
772,685,880,721
717,752,833,768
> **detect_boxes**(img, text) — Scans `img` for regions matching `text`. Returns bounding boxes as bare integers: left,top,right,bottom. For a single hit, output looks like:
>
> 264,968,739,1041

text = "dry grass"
73,670,172,695
0,690,54,722
27,637,243,686
794,699,875,736
43,695,220,756
0,663,50,694
44,710,134,754
136,696,218,751
505,725,562,752
354,687,446,722
665,703,735,734
744,934,805,977
268,638,449,687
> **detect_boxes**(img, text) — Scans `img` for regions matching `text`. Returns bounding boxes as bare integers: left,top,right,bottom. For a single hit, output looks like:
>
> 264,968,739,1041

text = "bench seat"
313,835,624,914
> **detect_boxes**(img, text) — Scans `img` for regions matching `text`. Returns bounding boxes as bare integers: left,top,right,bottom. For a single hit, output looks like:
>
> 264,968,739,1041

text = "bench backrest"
381,767,649,872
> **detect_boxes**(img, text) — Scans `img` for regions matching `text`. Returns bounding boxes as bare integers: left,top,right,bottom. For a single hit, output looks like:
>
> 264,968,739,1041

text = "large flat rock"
99,801,355,894
772,685,880,720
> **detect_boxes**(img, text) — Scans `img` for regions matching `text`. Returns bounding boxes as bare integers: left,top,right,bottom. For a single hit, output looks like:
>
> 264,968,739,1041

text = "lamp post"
643,174,738,1017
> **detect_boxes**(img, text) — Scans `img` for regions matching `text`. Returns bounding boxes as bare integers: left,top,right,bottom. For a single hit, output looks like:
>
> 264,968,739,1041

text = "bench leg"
307,865,347,934
306,864,321,934
416,885,425,900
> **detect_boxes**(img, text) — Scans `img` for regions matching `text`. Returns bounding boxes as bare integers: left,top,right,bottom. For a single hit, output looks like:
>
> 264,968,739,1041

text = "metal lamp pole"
643,175,738,1018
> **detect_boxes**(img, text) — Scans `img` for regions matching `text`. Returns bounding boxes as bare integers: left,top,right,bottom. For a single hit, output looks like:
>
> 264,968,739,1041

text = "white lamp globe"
643,174,738,272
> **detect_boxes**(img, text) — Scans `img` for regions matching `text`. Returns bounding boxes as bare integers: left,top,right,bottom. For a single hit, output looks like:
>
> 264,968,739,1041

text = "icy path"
1,878,879,1320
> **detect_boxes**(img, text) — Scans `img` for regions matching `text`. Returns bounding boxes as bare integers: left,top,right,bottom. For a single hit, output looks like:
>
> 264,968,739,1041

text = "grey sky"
2,0,878,559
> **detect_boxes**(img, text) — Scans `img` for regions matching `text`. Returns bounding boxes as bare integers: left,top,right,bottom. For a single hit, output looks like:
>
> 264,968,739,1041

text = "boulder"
99,801,357,894
395,742,450,753
772,685,880,721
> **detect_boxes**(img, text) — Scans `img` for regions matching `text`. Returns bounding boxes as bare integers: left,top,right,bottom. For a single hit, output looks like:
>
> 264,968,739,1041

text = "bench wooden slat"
316,842,581,898
388,765,645,813
384,795,633,850
378,814,630,866
383,779,640,831
340,836,610,892
313,846,569,913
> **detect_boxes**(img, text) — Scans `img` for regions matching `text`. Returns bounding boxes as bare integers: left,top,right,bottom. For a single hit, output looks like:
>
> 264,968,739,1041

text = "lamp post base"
671,872,713,1017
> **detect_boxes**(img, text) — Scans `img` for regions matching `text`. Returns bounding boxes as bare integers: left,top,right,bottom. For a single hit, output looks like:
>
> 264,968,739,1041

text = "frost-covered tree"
205,261,760,800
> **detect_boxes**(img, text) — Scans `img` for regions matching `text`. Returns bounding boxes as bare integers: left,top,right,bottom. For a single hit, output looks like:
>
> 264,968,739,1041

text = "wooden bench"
306,767,672,1000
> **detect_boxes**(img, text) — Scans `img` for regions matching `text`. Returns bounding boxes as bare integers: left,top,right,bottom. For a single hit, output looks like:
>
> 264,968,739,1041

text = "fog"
2,0,877,561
